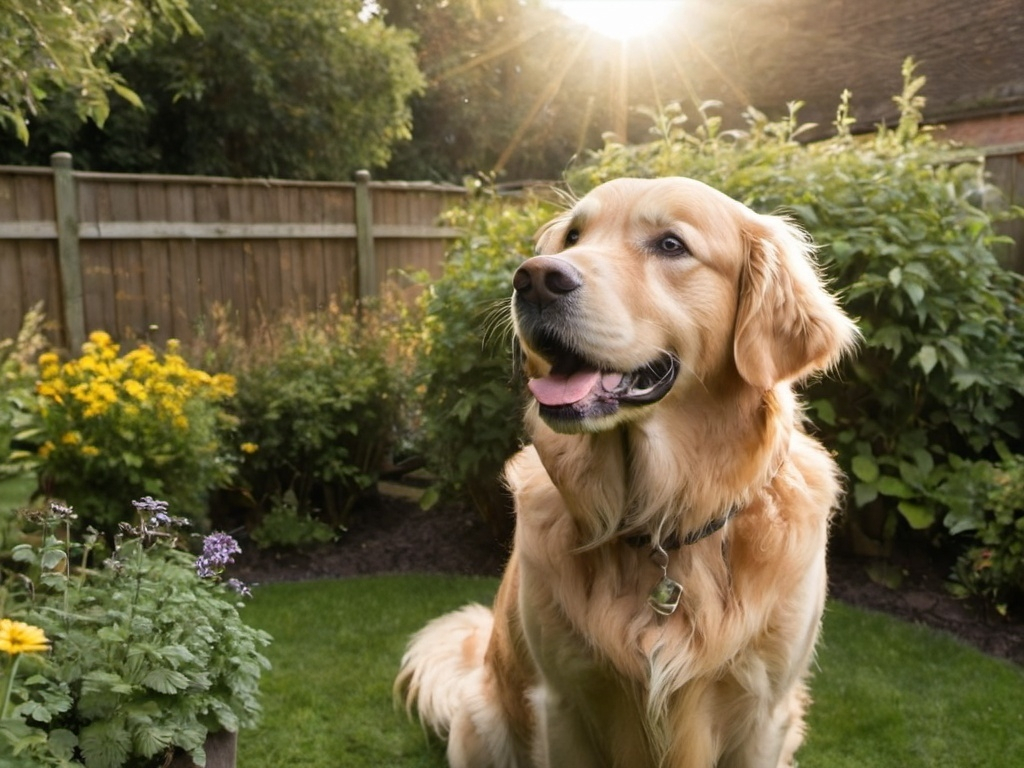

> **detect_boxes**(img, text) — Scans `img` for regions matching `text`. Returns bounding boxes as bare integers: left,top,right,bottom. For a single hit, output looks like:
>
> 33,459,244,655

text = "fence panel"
985,148,1024,273
0,159,464,349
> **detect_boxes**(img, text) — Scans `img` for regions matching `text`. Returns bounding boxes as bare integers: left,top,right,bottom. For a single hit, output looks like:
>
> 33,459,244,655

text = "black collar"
621,505,739,551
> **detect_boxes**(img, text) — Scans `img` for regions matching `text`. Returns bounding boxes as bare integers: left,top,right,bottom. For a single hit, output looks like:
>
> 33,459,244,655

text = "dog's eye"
564,228,580,248
655,234,689,257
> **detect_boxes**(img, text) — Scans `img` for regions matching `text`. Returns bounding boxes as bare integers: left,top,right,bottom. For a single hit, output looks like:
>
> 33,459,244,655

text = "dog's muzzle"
513,256,680,433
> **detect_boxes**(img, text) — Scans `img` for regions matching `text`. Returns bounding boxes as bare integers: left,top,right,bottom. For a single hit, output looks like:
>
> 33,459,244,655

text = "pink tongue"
528,371,621,407
528,370,601,407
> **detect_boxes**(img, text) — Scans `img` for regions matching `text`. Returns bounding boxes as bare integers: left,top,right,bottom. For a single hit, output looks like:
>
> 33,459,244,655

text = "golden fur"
396,177,858,768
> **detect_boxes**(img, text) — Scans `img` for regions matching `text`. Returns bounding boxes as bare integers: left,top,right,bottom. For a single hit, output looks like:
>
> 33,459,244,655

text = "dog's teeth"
601,372,624,391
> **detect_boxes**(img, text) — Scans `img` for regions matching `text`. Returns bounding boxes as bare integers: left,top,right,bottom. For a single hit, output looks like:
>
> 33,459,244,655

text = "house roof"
669,0,1024,136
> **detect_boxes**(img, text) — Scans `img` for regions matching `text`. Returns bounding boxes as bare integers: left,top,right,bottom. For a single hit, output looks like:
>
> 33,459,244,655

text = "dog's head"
512,177,858,434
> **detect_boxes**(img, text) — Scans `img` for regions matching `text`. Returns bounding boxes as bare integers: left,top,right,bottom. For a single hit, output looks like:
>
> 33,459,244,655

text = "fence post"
51,152,85,351
354,169,377,303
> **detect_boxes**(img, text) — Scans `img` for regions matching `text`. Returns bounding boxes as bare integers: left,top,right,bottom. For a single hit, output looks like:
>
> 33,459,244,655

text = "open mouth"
524,332,680,430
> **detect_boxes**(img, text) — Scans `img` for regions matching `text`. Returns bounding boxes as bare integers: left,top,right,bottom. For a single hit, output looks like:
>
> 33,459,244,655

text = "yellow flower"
87,330,112,348
211,373,237,398
38,352,59,368
60,431,81,445
39,441,54,459
36,382,64,404
80,445,100,457
123,379,148,401
172,414,189,430
0,619,50,655
240,442,259,454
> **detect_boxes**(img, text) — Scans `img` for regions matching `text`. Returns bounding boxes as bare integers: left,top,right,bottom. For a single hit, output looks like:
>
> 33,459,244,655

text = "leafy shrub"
414,185,557,523
248,496,336,550
200,300,411,538
940,449,1024,612
33,332,238,531
567,61,1024,568
0,498,270,767
0,308,48,551
0,306,47,483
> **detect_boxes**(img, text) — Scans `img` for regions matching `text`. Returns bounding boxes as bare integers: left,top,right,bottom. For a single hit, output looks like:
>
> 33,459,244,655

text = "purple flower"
225,578,253,598
195,532,242,579
132,496,168,515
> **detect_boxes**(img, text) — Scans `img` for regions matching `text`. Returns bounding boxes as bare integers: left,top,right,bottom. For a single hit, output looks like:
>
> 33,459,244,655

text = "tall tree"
0,0,198,143
378,0,622,182
1,0,425,180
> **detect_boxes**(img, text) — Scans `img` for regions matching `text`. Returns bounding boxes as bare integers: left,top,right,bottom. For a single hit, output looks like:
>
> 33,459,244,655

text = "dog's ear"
733,214,859,389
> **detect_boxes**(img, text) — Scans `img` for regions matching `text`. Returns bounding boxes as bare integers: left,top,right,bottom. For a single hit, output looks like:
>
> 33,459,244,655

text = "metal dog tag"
648,575,683,616
647,543,682,616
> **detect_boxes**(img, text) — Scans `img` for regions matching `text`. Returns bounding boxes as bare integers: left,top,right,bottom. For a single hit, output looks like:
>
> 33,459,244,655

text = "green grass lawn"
238,575,1024,768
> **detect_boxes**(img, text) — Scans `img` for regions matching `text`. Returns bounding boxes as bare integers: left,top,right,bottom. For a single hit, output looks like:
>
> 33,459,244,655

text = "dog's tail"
394,603,493,736
395,603,527,768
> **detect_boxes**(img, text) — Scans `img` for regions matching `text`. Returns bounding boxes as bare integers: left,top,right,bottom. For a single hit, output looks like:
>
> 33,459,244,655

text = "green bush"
33,333,239,532
413,185,557,524
940,449,1024,612
566,61,1024,571
0,306,47,484
201,301,410,540
0,498,270,767
0,308,48,551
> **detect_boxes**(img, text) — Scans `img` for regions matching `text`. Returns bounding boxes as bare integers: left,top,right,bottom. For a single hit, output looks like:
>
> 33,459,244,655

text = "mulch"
230,488,1024,667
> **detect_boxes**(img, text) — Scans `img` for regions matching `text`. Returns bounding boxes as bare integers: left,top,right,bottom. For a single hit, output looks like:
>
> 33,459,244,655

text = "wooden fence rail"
0,154,465,350
1,147,1020,351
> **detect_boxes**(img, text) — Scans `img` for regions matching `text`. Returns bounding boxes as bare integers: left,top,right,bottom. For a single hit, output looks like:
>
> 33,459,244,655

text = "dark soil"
231,489,1024,667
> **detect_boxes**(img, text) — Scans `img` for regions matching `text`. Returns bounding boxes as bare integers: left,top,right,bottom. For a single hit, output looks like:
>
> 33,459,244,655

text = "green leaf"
878,476,915,499
851,455,880,483
898,501,934,530
810,398,836,426
903,281,925,306
915,344,938,375
40,549,67,570
853,482,878,508
141,667,191,694
418,485,440,510
78,719,131,768
888,266,902,287
11,544,36,563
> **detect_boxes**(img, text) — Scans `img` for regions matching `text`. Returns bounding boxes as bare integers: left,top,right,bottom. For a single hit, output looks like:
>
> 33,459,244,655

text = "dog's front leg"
531,684,609,768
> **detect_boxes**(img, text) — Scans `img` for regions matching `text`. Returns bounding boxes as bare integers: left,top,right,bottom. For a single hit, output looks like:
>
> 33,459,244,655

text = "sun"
548,0,681,41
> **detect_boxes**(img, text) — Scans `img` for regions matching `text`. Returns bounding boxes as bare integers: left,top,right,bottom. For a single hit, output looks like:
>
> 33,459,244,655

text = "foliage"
247,499,336,551
379,0,645,181
0,307,47,484
198,300,414,539
414,185,557,520
0,0,198,144
940,449,1024,612
567,62,1024,569
1,0,424,180
34,332,238,532
0,499,270,768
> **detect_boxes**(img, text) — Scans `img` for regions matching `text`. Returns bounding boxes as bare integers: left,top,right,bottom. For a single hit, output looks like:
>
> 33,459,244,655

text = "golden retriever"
395,177,858,768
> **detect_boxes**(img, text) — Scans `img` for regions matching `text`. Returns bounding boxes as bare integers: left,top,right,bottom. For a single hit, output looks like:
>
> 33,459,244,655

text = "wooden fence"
983,144,1024,274
1,147,1021,351
0,154,465,350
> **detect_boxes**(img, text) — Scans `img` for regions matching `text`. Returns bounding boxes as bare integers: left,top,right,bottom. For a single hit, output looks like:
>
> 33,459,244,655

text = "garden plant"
0,498,269,767
193,299,415,547
33,332,238,532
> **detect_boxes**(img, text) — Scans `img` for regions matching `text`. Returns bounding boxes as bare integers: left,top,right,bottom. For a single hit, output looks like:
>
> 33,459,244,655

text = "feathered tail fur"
395,604,523,768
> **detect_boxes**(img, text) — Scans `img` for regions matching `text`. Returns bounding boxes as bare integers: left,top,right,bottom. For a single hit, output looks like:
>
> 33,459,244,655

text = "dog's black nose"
513,257,583,307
